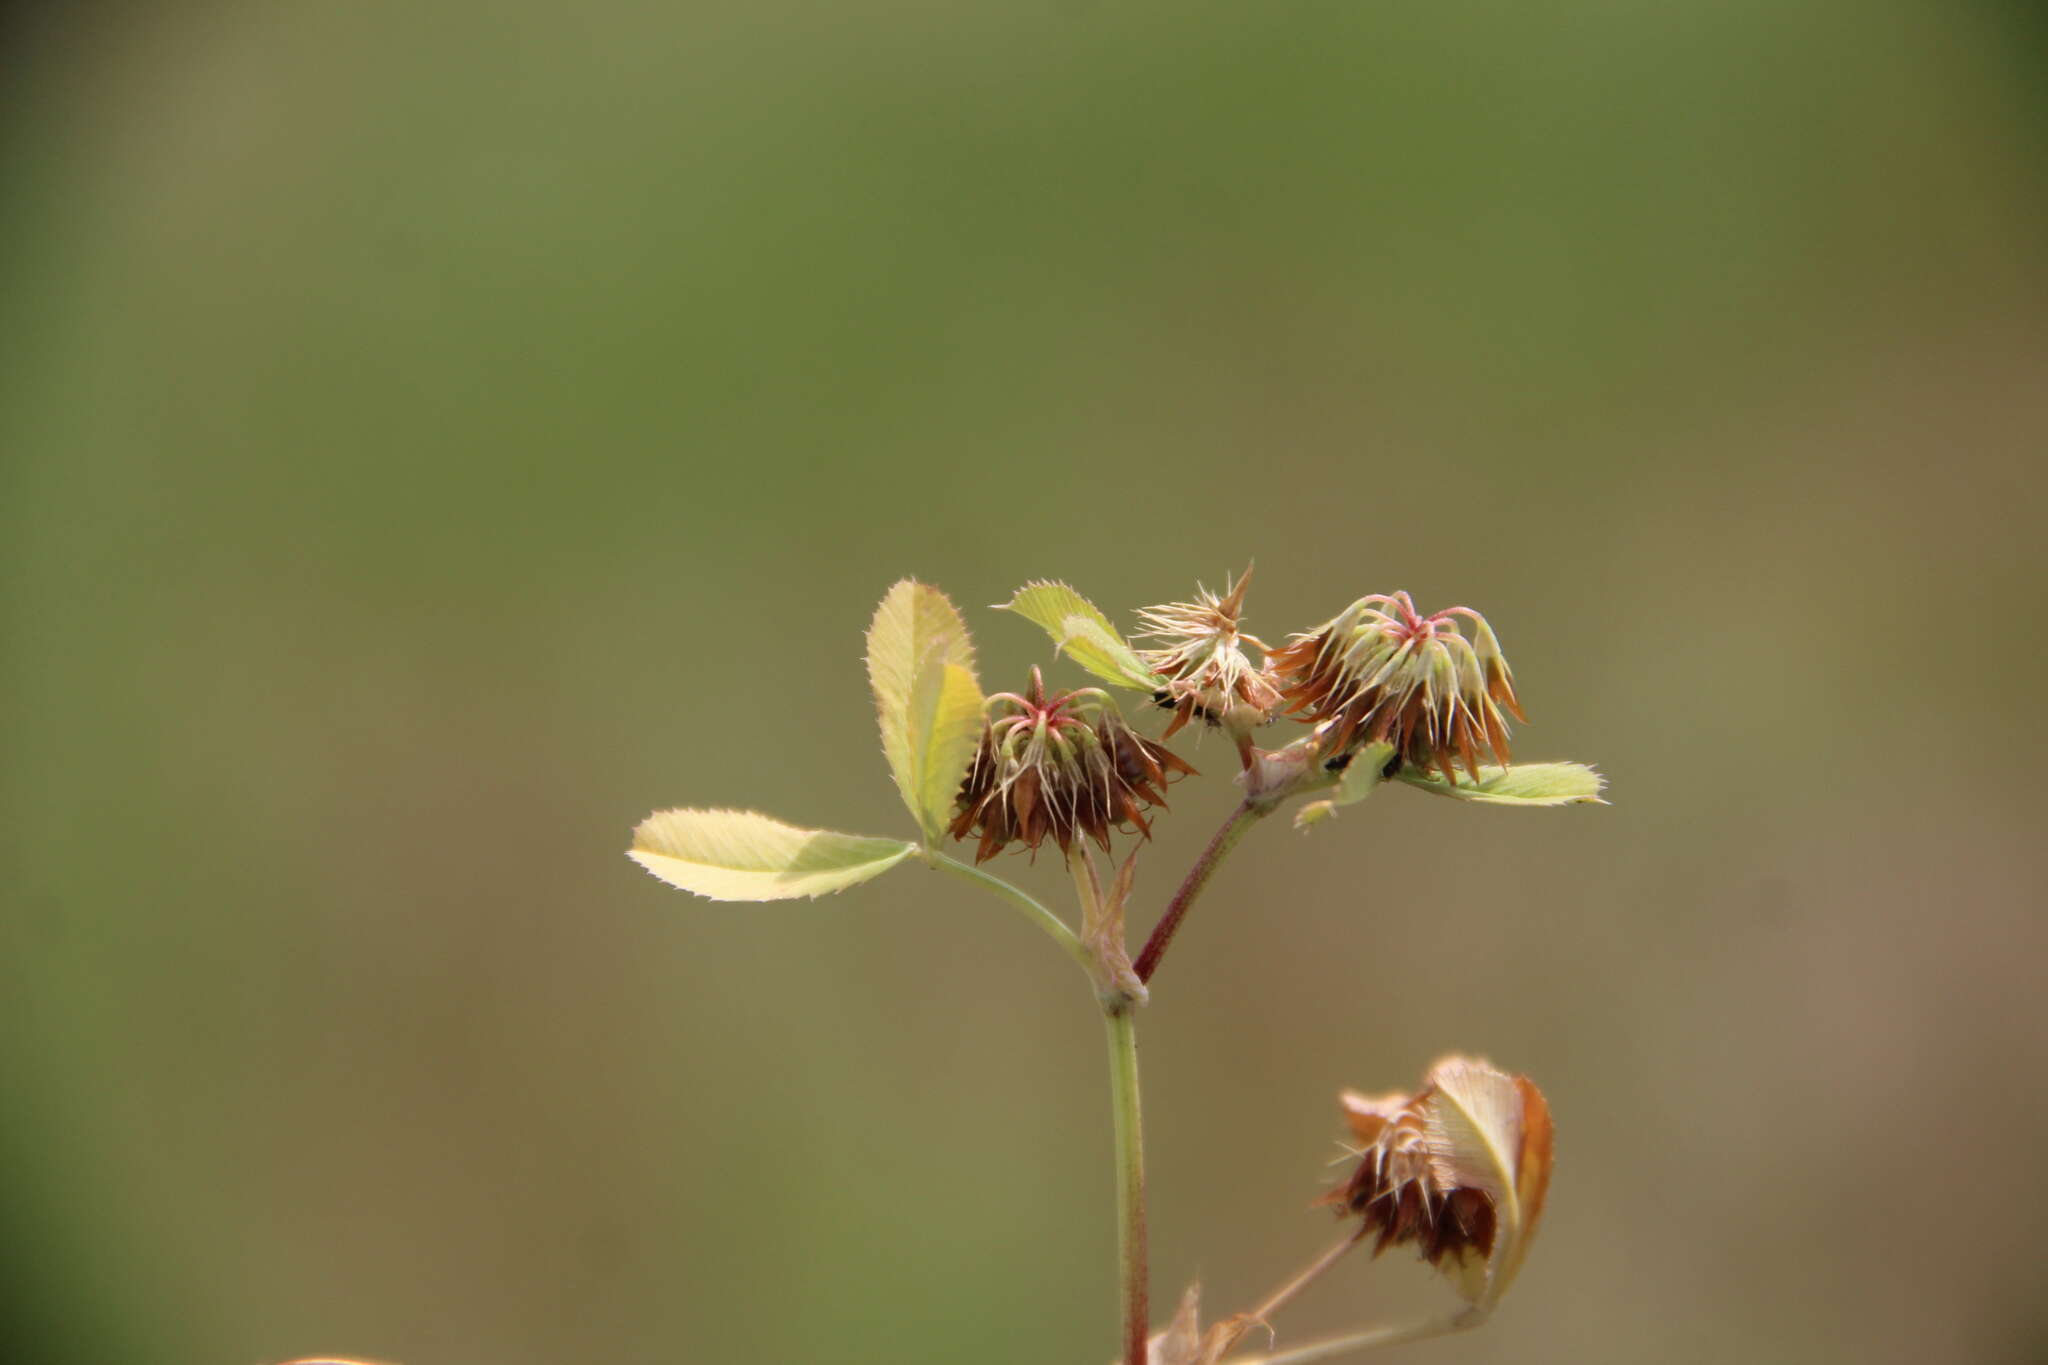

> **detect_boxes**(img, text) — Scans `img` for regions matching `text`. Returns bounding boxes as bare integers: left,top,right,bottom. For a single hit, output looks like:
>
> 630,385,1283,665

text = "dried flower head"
1267,592,1526,782
949,667,1194,863
1324,1056,1554,1311
1134,568,1284,746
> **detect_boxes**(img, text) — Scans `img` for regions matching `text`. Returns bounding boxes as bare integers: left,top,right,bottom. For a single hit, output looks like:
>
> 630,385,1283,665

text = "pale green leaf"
1397,761,1607,807
866,580,982,838
998,581,1162,690
628,809,915,901
1294,741,1397,829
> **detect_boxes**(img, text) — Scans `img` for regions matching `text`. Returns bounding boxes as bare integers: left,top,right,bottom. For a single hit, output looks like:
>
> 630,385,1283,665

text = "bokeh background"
5,3,2045,1363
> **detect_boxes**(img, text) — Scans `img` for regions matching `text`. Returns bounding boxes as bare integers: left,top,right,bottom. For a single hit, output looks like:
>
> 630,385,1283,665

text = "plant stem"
1186,1230,1365,1364
1104,1002,1149,1365
931,852,1151,1360
930,851,1093,980
1218,1311,1482,1365
1133,800,1266,983
1243,1231,1365,1329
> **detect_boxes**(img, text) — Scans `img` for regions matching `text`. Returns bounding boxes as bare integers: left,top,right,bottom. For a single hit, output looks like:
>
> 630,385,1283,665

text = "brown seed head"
1267,592,1526,782
1331,1092,1499,1272
948,667,1194,863
1323,1056,1554,1309
1134,567,1284,743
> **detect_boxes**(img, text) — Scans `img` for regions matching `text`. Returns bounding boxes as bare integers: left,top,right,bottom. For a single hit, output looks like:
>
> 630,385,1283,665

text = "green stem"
1104,1002,1148,1365
929,851,1093,979
927,851,1149,1361
1133,800,1266,983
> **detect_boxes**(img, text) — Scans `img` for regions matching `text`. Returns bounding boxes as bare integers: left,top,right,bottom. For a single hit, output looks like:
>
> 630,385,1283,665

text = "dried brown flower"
1134,568,1284,747
949,668,1194,863
1267,592,1526,782
1324,1056,1554,1310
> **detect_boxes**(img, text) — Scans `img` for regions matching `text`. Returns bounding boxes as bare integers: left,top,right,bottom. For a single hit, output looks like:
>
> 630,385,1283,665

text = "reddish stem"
1133,800,1266,984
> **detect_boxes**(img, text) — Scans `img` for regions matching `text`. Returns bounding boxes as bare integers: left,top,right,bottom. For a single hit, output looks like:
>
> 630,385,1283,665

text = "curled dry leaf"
1326,1055,1554,1312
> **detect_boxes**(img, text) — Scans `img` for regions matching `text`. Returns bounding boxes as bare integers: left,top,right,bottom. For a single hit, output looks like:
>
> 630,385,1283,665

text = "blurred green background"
4,2,2044,1362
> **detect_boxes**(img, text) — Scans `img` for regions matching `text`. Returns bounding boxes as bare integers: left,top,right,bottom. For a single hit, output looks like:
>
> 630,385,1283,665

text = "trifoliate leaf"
866,580,982,841
628,809,915,901
1396,761,1606,807
1294,741,1397,830
998,581,1163,691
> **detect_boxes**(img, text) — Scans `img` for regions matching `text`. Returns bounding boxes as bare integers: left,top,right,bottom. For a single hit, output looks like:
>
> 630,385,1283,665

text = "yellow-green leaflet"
629,809,914,900
1397,761,1606,806
866,580,982,842
999,580,1163,691
897,647,982,843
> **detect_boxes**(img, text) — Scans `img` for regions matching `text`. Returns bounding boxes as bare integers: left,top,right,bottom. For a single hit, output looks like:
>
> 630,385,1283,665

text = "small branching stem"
1133,800,1266,983
1242,1230,1366,1329
1218,1310,1485,1365
1104,1001,1149,1365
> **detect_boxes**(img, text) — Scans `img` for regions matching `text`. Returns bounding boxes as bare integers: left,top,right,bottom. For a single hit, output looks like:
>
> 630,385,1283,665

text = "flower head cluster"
949,668,1194,863
1267,592,1525,783
1325,1056,1554,1310
1134,569,1283,746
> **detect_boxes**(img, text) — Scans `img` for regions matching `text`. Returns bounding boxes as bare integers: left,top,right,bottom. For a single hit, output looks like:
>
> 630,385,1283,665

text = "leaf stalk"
929,851,1094,980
